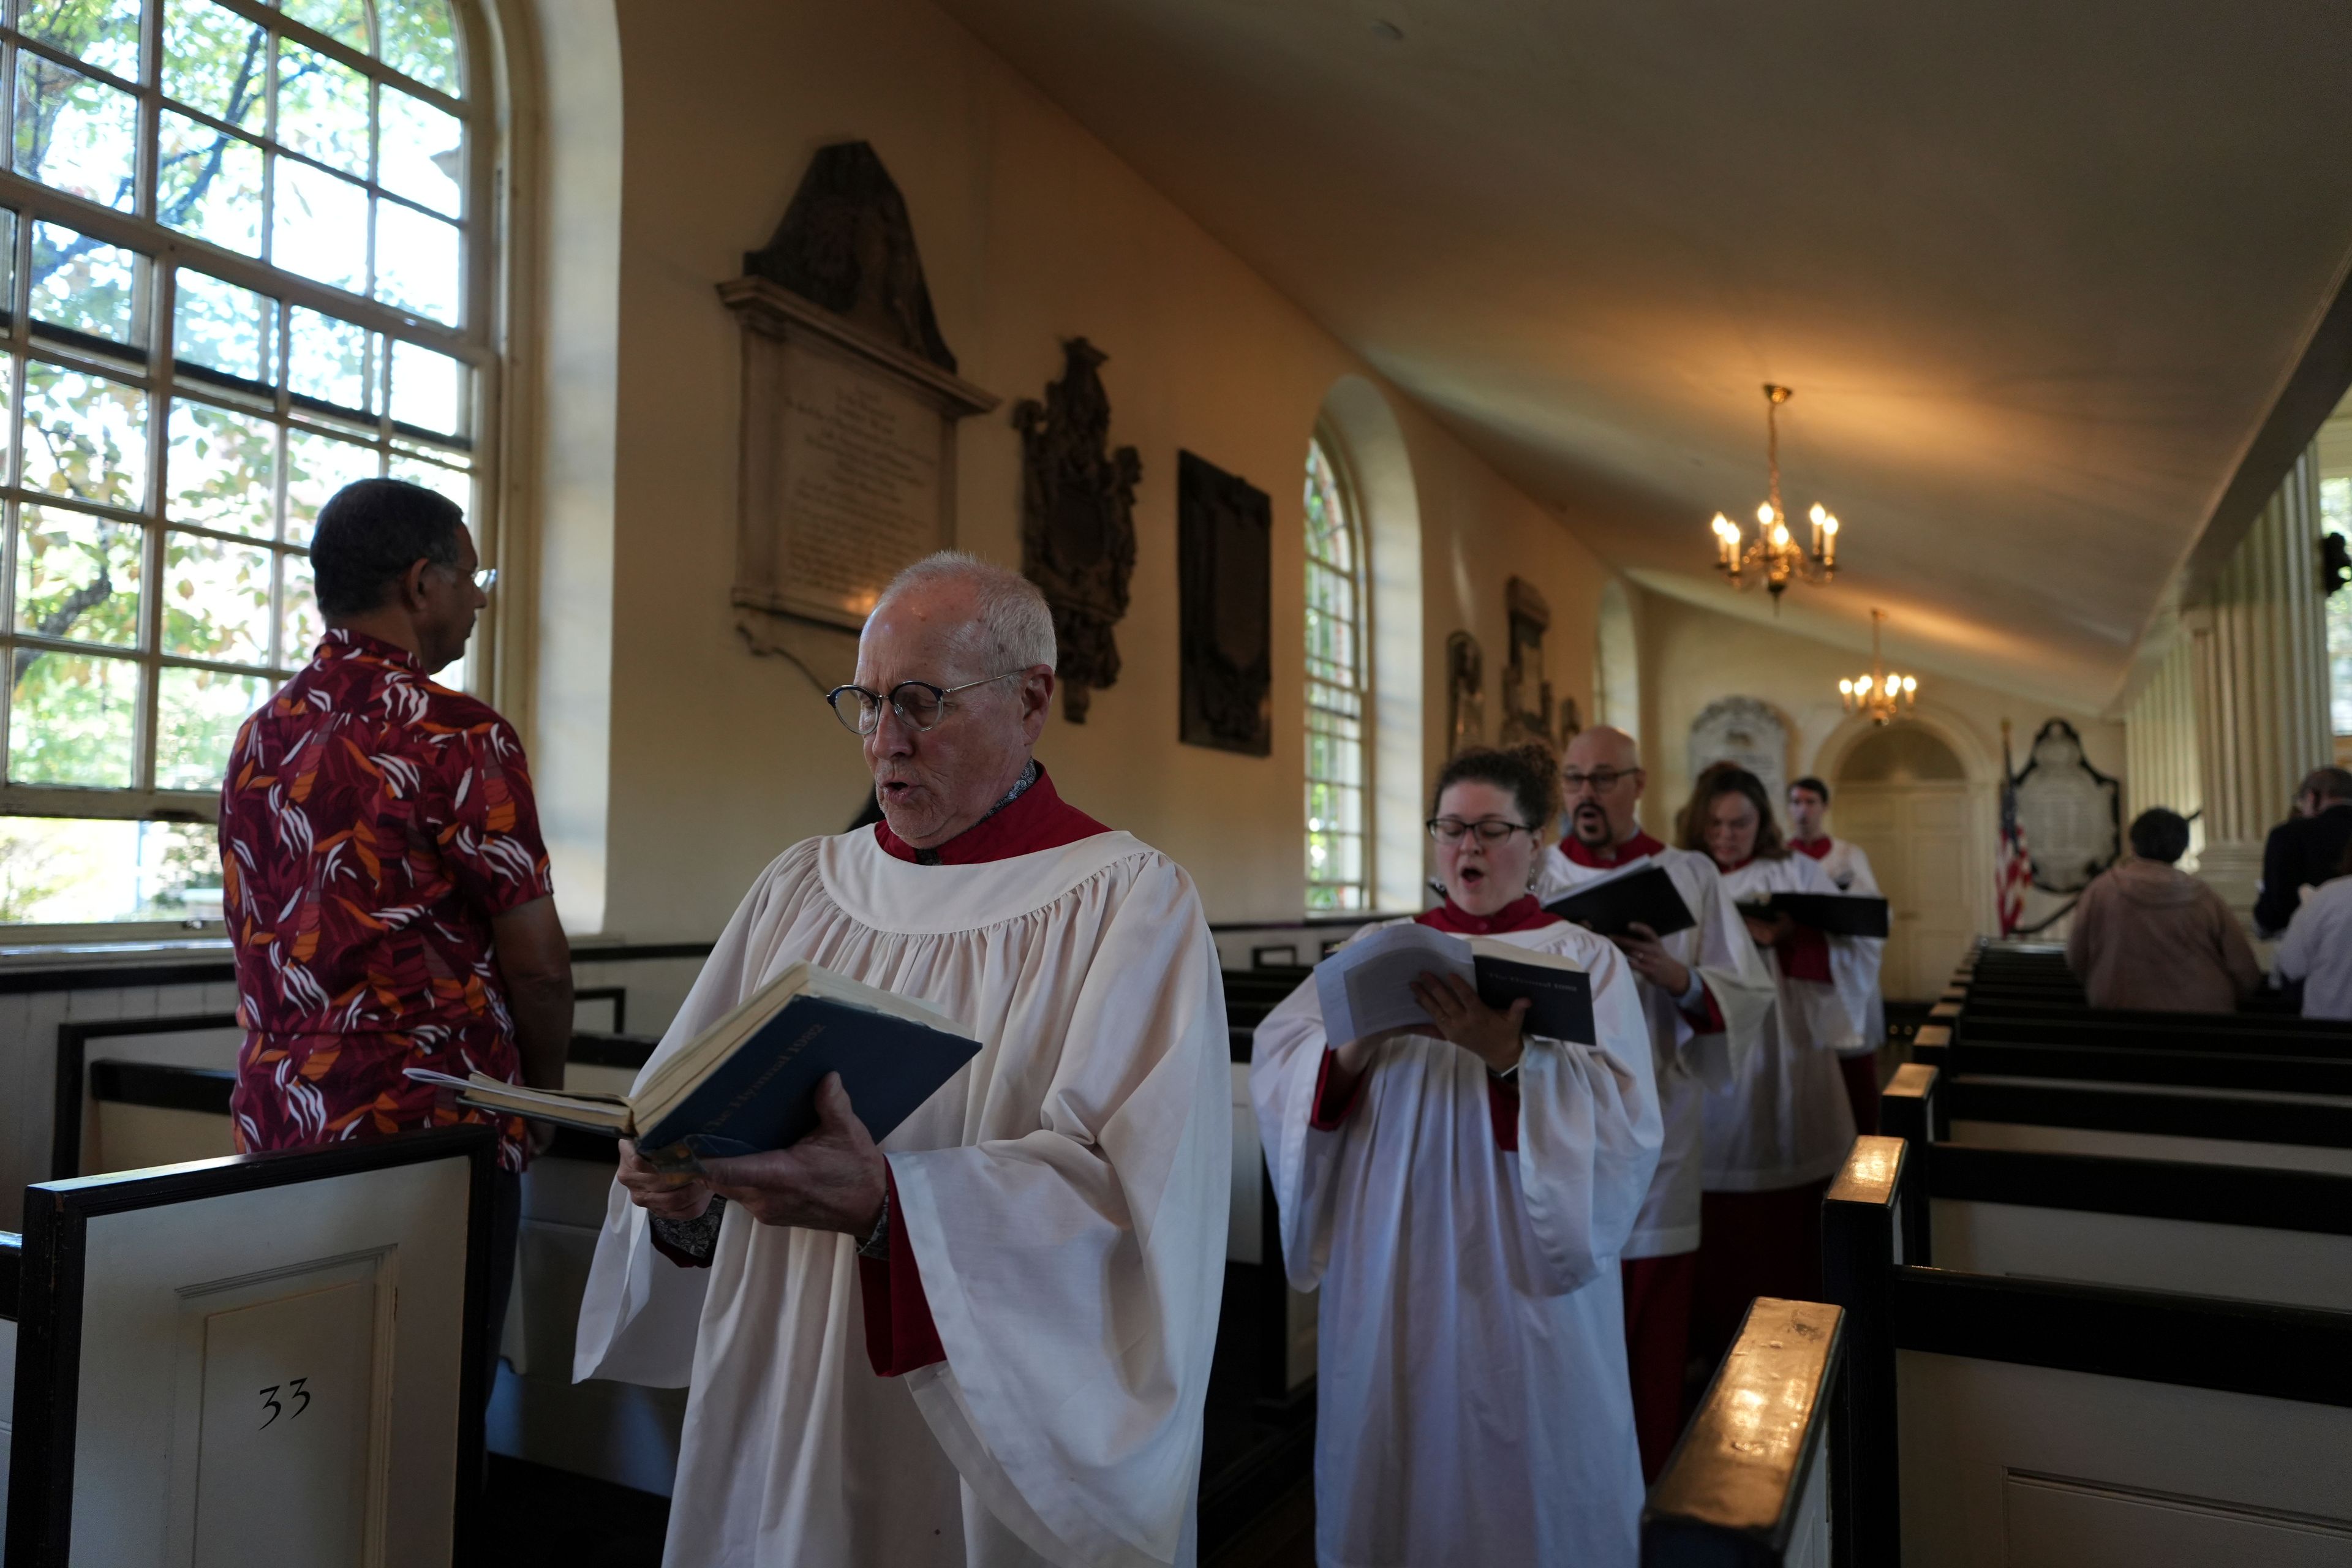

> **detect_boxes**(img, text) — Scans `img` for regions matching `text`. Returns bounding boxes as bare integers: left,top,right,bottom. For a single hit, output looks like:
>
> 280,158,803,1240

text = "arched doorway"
1833,722,1974,1001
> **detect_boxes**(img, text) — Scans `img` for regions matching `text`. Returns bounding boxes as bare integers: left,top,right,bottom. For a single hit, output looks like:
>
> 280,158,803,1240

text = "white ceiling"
932,0,2352,710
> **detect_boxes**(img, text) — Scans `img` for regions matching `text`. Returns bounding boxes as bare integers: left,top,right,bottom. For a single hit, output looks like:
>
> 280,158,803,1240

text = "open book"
1314,924,1596,1046
1735,892,1891,938
1542,862,1697,938
407,961,980,1166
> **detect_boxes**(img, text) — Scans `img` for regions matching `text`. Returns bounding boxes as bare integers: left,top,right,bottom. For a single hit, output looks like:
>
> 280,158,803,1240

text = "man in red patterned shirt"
219,478,572,1364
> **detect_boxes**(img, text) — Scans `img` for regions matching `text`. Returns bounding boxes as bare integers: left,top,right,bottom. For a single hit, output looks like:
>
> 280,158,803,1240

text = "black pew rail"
1642,1297,1848,1566
1877,1065,2352,1310
1822,1134,2352,1564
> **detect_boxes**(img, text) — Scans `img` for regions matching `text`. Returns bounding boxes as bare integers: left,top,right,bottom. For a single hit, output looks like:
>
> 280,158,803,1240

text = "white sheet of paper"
1314,924,1476,1044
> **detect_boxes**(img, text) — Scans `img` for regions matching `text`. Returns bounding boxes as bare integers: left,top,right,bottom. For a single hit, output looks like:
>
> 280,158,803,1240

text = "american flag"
1997,724,2032,936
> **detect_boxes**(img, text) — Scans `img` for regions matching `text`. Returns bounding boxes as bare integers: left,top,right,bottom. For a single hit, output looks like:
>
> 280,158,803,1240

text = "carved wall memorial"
1446,631,1487,758
1496,578,1555,749
2011,718,2122,892
1689,696,1791,805
722,141,997,651
1177,451,1272,755
1016,339,1141,722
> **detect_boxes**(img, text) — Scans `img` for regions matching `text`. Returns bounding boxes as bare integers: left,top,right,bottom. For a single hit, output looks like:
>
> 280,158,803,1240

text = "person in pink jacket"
2067,809,2261,1012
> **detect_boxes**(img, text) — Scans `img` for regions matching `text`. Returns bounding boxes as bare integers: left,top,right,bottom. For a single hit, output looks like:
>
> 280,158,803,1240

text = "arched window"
1304,434,1369,911
0,0,492,927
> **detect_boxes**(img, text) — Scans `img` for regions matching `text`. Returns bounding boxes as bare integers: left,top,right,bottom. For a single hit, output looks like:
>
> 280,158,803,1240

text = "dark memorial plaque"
1016,340,1141,722
1177,451,1272,755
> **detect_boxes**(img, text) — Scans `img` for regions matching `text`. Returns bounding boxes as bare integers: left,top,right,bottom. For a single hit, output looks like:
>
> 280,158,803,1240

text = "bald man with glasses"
579,551,1230,1568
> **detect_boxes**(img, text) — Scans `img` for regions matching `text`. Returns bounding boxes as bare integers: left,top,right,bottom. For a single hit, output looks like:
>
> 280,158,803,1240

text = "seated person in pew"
2067,808,2260,1013
579,554,1231,1568
2271,837,2352,1021
1253,742,1662,1567
219,478,573,1383
1679,764,1876,1370
2253,766,2352,938
1537,726,1773,1482
1785,774,1889,1125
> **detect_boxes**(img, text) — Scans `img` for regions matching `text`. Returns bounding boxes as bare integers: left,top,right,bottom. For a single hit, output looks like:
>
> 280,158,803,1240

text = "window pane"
271,157,369,292
167,400,277,536
389,338,461,434
162,529,273,662
7,647,139,786
15,53,139,211
158,111,265,254
280,0,371,51
22,362,149,508
287,305,374,411
0,208,18,321
20,0,143,83
387,451,466,508
284,426,378,543
16,502,143,647
281,549,321,655
2326,478,2352,736
374,200,458,323
162,0,268,129
29,220,142,344
379,86,461,216
378,0,458,92
0,816,228,923
157,665,268,788
276,42,371,178
173,268,275,383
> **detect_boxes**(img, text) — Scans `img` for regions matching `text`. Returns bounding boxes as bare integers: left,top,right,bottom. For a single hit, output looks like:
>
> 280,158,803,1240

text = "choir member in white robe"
1253,744,1662,1568
1534,726,1773,1481
575,554,1230,1568
1787,775,1888,1133
1678,764,1875,1365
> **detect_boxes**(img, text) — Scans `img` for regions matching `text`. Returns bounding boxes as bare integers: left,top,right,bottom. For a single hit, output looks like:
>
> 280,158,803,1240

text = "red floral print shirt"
219,630,556,1170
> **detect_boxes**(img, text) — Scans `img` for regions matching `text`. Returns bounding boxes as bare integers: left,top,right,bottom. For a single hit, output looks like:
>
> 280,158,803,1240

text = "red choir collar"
873,763,1109,865
1562,829,1667,869
1791,835,1833,861
1416,894,1559,935
1717,854,1757,874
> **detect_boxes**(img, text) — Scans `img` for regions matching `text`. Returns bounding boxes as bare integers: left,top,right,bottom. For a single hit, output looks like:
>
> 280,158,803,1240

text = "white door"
1835,783,1978,1001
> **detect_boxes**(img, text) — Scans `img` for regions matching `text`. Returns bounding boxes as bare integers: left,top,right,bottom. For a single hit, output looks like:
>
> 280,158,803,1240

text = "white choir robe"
1251,919,1662,1567
1795,835,1888,1045
1536,840,1774,1258
1703,854,1878,1191
573,829,1232,1568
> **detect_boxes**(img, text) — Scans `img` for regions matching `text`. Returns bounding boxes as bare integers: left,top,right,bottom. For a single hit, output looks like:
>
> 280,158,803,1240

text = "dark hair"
311,479,466,618
1789,775,1830,805
2300,767,2352,805
2128,807,2191,865
1676,762,1788,859
1432,742,1562,832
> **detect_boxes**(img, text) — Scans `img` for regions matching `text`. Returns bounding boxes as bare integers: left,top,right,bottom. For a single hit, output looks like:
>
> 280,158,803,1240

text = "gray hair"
872,551,1057,673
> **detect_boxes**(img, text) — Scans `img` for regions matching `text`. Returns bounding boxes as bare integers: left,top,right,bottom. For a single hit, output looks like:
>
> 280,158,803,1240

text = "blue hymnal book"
409,961,979,1167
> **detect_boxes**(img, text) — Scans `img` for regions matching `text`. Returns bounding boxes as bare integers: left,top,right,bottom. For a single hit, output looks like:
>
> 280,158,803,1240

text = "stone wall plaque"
1016,339,1140,722
1498,578,1560,750
1689,696,1790,806
722,143,997,641
1177,450,1272,755
2011,718,2121,892
1446,631,1487,758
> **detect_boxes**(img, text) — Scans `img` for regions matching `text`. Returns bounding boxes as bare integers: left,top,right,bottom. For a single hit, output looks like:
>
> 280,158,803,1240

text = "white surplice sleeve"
572,850,790,1388
1790,854,1876,1053
1681,859,1775,1092
1512,937,1663,1292
1248,924,1382,1294
1831,842,1888,1049
886,858,1232,1568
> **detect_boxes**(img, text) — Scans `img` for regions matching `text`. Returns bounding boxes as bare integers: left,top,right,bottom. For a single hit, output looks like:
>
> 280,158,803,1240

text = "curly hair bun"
1433,742,1562,831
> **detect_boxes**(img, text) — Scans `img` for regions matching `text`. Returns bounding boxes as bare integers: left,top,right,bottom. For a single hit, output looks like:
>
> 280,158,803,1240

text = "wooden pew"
1877,1066,2352,1310
1822,1135,2352,1566
1643,1297,1847,1566
1909,1019,2352,1098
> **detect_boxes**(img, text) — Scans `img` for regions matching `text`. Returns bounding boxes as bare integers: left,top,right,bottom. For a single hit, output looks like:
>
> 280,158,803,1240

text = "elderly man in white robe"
1534,726,1773,1482
575,552,1232,1568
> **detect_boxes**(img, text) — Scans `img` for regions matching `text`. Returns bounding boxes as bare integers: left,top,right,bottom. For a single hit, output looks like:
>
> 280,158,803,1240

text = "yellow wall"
562,0,1614,938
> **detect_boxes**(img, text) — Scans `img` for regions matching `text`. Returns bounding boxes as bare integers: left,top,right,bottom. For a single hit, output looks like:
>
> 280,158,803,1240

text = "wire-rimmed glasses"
826,672,1024,736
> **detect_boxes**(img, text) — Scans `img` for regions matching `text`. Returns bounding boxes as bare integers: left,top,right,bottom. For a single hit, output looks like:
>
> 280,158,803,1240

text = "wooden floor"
470,1455,673,1568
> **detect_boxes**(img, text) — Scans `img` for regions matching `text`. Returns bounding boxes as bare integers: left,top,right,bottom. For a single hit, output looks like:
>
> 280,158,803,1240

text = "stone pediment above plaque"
723,141,998,641
1689,695,1790,807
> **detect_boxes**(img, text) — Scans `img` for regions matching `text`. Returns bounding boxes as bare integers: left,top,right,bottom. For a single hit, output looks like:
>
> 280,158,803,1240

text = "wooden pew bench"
1823,1135,2352,1566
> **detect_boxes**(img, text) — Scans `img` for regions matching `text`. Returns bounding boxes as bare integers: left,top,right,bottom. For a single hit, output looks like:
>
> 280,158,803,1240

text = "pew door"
7,1129,495,1567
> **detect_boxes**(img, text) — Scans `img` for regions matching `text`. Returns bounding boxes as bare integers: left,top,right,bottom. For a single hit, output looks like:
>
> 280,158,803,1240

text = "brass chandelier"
1840,608,1918,725
1709,383,1838,603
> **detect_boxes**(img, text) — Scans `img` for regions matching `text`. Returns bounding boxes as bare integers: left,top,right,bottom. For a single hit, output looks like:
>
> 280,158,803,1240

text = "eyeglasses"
1561,767,1641,793
428,564,496,592
1427,816,1537,844
826,673,1023,736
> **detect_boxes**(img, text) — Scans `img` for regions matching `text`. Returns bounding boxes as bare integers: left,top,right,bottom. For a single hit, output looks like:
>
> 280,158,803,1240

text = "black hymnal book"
408,961,980,1169
1543,863,1697,938
1735,892,1891,939
1315,925,1598,1045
